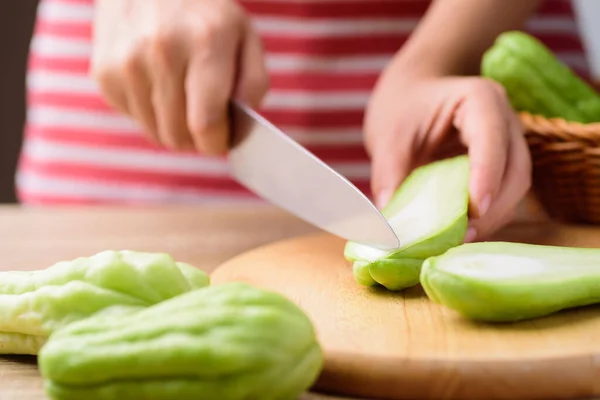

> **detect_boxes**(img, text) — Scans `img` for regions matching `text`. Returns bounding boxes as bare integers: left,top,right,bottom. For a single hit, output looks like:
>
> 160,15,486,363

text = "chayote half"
421,241,600,322
0,250,209,355
39,281,324,400
344,155,470,291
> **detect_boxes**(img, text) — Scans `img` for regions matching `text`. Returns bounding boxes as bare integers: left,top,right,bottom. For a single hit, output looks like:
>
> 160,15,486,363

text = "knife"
227,101,400,250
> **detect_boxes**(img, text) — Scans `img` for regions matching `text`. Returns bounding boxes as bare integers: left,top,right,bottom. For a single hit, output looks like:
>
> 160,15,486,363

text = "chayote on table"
39,281,324,400
0,250,209,355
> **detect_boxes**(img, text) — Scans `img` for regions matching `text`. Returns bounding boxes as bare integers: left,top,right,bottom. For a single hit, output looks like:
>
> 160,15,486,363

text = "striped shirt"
17,0,591,205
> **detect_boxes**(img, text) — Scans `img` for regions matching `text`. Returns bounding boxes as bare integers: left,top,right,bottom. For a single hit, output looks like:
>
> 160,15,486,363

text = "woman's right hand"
91,0,270,154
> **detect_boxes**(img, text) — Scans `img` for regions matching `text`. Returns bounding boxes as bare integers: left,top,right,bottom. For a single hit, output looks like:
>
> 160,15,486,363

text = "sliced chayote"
0,250,209,355
39,281,324,400
421,241,600,322
344,155,470,291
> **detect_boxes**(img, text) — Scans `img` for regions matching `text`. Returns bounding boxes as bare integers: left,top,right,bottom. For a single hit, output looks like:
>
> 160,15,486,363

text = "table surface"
0,203,599,400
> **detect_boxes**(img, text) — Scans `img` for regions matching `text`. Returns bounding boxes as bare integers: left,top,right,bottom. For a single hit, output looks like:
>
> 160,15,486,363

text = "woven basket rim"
519,111,600,141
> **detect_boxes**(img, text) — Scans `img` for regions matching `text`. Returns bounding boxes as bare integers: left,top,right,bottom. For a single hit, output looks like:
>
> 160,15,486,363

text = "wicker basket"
520,111,600,224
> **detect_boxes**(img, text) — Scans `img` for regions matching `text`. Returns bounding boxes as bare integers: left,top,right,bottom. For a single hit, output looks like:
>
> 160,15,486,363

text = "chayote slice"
344,155,470,291
421,241,600,322
38,281,324,400
0,250,209,355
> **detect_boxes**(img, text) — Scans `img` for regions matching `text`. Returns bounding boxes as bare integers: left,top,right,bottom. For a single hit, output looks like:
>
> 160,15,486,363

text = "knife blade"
227,101,400,250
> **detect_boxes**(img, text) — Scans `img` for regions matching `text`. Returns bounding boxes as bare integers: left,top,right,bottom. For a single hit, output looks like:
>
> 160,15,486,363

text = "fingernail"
464,227,477,243
376,189,393,209
479,194,491,217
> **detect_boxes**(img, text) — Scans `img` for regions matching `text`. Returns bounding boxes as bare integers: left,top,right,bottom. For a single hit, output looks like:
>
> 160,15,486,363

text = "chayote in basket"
0,250,209,355
39,281,324,400
482,30,600,123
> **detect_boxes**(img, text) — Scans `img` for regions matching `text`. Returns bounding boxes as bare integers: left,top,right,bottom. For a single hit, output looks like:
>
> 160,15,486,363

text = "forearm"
392,0,542,78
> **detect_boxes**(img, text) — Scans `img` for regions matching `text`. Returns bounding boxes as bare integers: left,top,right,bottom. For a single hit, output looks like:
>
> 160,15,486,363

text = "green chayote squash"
0,250,209,355
38,282,324,400
421,241,600,322
344,155,470,291
482,30,600,123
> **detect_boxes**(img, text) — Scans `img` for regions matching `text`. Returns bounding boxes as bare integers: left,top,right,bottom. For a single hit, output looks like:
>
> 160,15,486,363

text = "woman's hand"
91,0,269,154
365,70,532,243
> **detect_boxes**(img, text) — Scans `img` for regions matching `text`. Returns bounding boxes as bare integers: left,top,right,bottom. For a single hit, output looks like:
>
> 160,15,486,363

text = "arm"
391,0,542,78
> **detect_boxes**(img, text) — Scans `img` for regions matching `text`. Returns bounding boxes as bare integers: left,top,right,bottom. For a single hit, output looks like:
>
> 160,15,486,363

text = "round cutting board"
210,231,600,400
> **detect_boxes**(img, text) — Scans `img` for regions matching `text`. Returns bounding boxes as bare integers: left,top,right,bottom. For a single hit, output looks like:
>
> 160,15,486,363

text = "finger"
469,118,532,240
233,23,270,108
121,50,159,144
456,81,511,219
369,131,416,209
185,29,242,156
149,33,195,150
94,67,131,117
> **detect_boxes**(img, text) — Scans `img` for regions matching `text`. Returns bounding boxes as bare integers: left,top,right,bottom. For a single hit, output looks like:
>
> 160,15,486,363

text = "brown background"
0,0,39,203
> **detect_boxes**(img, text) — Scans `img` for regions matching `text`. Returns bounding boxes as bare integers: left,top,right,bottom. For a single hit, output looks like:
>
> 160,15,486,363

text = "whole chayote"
0,250,209,355
38,282,324,400
482,31,600,124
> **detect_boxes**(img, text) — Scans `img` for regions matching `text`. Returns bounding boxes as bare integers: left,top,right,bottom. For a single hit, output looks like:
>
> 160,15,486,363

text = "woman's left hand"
364,68,532,243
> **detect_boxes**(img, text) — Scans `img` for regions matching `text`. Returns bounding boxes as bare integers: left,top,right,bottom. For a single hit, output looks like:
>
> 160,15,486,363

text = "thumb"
370,143,414,209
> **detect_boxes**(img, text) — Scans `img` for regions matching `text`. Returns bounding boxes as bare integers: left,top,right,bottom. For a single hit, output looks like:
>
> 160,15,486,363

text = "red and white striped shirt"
17,0,591,205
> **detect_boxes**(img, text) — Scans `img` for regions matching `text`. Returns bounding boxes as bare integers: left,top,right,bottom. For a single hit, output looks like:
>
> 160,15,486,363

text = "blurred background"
2,0,600,204
0,1,39,203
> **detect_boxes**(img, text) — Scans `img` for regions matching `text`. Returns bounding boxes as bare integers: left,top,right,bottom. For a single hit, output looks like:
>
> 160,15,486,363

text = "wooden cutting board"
210,223,600,400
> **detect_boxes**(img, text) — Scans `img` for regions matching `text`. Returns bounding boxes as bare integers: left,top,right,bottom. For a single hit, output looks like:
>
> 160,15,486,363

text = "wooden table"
0,203,599,400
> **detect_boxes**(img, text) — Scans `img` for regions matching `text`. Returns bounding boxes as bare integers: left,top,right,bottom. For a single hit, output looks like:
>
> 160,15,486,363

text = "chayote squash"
38,281,324,400
0,250,209,355
481,30,600,123
344,155,470,291
421,241,600,322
